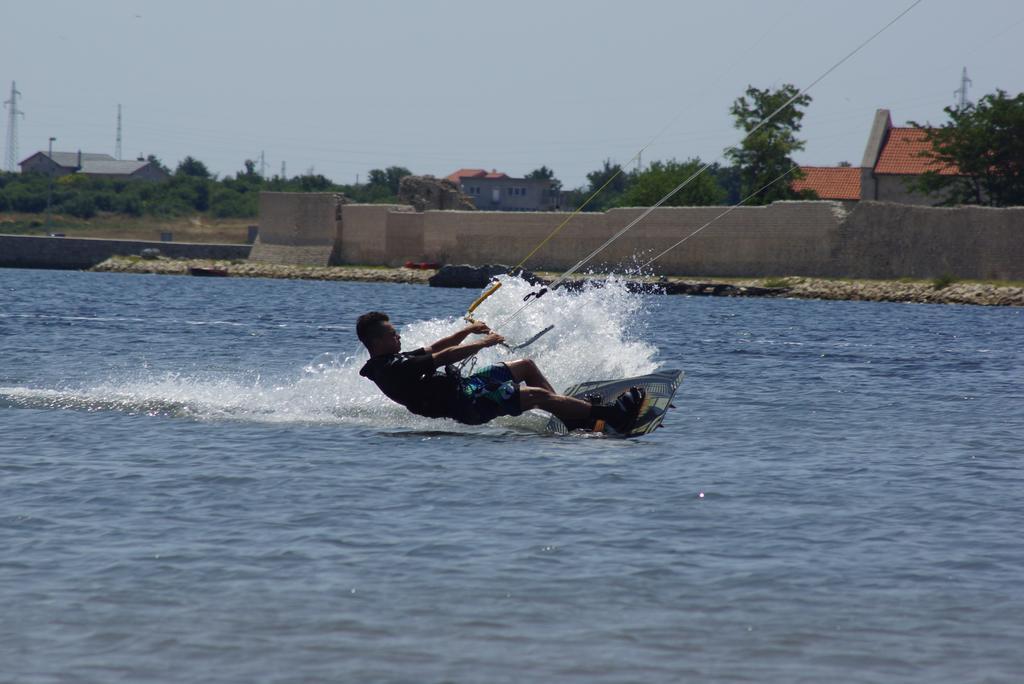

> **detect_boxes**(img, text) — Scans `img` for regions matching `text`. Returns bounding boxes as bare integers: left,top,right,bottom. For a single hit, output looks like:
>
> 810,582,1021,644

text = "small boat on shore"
403,261,441,270
189,266,229,277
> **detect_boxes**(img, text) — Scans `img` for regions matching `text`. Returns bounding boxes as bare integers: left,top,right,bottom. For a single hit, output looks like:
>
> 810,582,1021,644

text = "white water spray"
1,276,662,433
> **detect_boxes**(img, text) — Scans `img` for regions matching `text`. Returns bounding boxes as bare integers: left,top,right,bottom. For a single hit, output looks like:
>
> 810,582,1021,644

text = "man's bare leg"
519,387,591,422
505,359,555,393
519,385,645,432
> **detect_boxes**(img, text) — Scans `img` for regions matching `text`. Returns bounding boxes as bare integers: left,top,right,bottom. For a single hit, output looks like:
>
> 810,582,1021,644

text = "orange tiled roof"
793,166,862,201
446,168,511,183
874,127,959,176
446,168,488,183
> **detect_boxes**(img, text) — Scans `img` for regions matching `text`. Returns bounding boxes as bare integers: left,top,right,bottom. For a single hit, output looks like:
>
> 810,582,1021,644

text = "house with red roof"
793,109,959,206
859,109,958,204
446,168,559,211
445,168,510,184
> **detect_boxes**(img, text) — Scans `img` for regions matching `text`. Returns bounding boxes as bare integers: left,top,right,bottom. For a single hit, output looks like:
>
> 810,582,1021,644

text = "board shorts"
449,363,524,425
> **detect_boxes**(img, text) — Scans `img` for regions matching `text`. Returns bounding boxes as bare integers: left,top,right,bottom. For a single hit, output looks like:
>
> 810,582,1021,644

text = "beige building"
446,168,559,211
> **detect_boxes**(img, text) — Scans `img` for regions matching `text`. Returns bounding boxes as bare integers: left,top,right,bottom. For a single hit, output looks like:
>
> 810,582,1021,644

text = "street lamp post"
45,137,56,232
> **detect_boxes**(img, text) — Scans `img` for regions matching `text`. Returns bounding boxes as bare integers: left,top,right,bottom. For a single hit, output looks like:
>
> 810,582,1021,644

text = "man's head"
356,311,400,355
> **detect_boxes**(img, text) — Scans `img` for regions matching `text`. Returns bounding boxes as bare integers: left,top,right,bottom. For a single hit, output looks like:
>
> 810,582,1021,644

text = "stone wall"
0,235,250,270
419,209,606,268
344,202,849,275
333,203,412,265
834,203,1024,280
255,192,1023,280
248,192,344,266
596,203,843,277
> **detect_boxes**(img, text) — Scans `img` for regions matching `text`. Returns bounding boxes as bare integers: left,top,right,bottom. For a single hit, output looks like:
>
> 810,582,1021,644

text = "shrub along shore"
90,256,1024,307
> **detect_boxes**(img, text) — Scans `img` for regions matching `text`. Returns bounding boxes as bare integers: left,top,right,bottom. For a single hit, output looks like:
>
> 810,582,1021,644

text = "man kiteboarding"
356,311,644,432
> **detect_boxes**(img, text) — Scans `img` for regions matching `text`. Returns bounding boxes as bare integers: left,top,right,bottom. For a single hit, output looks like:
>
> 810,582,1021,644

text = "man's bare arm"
431,333,504,367
423,321,491,354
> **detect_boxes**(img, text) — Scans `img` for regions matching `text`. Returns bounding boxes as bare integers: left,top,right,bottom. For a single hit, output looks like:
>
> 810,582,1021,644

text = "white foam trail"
1,276,661,431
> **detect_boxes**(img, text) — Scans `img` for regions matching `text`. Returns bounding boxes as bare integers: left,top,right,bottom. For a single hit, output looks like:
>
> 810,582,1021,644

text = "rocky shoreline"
90,256,1024,307
91,255,436,284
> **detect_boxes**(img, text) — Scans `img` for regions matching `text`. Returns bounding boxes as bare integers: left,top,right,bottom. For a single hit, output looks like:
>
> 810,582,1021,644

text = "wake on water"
2,275,661,434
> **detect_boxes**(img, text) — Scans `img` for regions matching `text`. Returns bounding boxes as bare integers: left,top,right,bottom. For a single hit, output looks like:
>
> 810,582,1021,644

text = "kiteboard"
546,369,683,438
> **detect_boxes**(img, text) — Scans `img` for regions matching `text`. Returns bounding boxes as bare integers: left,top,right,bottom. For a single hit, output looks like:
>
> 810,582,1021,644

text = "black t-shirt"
359,348,458,418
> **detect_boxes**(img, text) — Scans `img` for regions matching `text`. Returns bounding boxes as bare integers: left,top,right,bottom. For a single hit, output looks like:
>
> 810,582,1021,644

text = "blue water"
2,268,1022,683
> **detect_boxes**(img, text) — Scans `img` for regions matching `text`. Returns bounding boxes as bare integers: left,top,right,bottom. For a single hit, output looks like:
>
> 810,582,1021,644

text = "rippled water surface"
2,268,1022,683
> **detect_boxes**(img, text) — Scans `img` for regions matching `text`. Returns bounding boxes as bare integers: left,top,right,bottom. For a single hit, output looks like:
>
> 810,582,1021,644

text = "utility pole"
4,81,25,172
280,160,286,179
258,150,267,177
115,104,123,160
954,67,972,111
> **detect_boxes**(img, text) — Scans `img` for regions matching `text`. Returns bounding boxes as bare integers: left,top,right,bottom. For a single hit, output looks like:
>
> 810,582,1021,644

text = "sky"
3,0,1022,189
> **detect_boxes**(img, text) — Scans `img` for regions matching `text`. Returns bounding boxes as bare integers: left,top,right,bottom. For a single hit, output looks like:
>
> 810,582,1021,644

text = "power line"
4,81,25,172
545,0,925,291
487,0,925,330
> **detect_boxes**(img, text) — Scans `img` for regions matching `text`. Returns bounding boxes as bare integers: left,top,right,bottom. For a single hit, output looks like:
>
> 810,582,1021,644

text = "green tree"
219,160,266,207
526,165,563,192
6,187,47,212
294,173,334,192
587,159,629,194
576,158,631,211
62,194,97,219
727,84,812,205
117,194,143,216
244,160,259,177
92,191,117,212
367,166,412,196
179,176,212,211
711,163,743,204
145,154,170,175
209,184,258,217
175,156,211,178
615,158,725,207
909,89,1024,206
